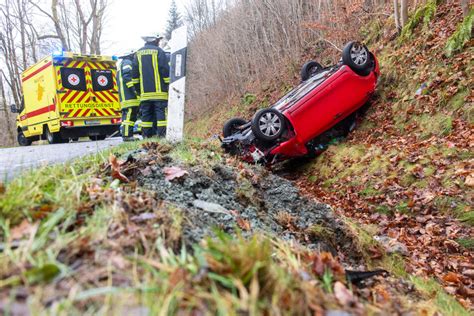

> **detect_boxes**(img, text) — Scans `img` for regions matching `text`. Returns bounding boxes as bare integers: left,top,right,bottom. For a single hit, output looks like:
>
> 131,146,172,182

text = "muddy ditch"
117,143,361,263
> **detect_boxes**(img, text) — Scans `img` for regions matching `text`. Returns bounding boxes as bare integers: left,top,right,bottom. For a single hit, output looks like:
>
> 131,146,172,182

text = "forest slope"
186,2,474,310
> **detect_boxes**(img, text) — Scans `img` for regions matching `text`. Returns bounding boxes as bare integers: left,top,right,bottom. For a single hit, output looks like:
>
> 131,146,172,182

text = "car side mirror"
10,104,18,113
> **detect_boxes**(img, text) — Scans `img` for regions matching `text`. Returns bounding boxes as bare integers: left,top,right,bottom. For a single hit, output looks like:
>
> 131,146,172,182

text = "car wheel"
17,131,32,146
342,41,373,76
301,61,323,81
89,135,107,141
251,108,286,142
223,118,247,137
45,126,63,144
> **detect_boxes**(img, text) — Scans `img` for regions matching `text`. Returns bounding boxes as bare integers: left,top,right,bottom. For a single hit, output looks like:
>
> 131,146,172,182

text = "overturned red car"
222,41,380,164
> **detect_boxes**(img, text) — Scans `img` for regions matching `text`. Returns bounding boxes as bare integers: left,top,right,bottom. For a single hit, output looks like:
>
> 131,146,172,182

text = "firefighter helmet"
118,50,136,59
141,34,164,43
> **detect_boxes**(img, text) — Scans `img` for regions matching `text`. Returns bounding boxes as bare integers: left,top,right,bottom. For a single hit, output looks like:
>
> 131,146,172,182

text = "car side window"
60,67,87,91
91,69,113,91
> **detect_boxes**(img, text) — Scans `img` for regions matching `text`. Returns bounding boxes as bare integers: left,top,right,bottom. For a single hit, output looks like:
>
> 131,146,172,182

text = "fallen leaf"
110,255,128,269
442,272,460,283
462,269,474,278
164,166,188,181
130,213,157,223
109,154,129,183
236,217,251,231
141,166,153,176
169,268,187,288
465,174,474,187
10,220,37,240
334,281,355,306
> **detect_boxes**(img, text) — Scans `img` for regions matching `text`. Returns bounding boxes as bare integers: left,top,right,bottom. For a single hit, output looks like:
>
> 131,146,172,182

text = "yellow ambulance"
11,51,121,146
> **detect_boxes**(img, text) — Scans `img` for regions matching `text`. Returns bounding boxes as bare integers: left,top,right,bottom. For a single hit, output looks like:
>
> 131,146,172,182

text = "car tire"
301,61,323,81
342,41,373,76
89,135,107,141
251,108,286,142
17,130,32,146
45,126,63,144
223,118,247,137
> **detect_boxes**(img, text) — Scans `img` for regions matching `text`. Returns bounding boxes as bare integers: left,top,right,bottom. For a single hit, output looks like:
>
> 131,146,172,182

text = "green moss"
241,93,256,106
359,186,381,197
308,175,317,182
374,205,392,215
459,210,474,226
396,201,410,214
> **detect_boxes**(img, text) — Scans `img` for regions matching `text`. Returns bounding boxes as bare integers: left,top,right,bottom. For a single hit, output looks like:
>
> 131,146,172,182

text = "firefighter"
117,50,139,141
132,34,170,138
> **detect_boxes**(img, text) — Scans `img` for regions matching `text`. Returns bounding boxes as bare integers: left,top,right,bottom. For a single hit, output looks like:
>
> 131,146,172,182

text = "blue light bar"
52,50,63,57
112,55,118,61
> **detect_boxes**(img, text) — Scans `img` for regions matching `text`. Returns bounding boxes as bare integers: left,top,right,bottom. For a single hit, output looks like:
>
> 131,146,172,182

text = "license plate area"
85,120,101,126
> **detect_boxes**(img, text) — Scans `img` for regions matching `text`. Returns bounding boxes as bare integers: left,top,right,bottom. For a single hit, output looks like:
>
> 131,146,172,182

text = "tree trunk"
0,74,15,146
51,0,69,50
461,0,470,17
400,0,408,27
393,0,401,31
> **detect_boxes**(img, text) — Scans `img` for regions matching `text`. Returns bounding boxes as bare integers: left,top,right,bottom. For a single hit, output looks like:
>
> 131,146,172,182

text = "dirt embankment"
120,143,354,257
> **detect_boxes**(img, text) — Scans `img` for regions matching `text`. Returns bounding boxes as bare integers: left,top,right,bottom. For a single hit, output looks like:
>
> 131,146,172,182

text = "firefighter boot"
121,106,139,141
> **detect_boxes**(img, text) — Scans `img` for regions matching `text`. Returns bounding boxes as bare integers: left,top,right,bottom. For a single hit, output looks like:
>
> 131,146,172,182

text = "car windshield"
272,69,333,111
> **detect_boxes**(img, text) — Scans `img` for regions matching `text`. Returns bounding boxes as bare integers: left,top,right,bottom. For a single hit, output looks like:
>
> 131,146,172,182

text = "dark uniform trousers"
140,100,167,137
117,57,140,138
121,106,139,137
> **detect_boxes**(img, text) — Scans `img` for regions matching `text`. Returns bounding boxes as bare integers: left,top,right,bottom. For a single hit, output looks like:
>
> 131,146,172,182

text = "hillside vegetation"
0,1,472,314
186,1,473,310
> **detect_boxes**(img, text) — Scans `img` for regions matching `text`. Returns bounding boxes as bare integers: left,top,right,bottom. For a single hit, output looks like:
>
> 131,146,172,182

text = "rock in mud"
192,200,230,215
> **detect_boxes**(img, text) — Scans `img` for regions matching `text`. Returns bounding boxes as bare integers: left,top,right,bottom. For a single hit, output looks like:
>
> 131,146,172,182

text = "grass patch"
433,196,472,226
374,205,392,215
359,186,381,197
343,218,382,266
410,276,470,316
457,238,474,250
447,88,470,111
0,140,147,226
414,113,453,139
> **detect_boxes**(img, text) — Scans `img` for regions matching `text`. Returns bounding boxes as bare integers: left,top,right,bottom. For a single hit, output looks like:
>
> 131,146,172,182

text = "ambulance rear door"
87,59,121,120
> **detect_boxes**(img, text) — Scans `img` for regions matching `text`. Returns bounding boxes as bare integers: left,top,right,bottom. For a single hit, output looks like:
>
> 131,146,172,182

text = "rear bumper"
59,124,120,138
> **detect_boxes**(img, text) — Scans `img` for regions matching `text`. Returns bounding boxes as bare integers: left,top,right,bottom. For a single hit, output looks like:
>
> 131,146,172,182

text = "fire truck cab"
11,51,121,146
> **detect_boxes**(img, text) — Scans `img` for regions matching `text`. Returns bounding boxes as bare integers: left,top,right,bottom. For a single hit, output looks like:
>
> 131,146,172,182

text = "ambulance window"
91,69,113,91
61,68,87,91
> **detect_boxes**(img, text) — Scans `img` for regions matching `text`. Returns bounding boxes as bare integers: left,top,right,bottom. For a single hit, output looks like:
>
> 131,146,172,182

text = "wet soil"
125,147,357,258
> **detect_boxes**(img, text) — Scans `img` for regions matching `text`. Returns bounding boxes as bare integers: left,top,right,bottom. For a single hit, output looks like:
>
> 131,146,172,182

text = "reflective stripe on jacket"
117,58,139,107
132,43,170,101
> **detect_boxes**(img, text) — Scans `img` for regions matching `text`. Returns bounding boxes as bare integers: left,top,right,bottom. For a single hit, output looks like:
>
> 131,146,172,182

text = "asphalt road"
0,138,123,182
